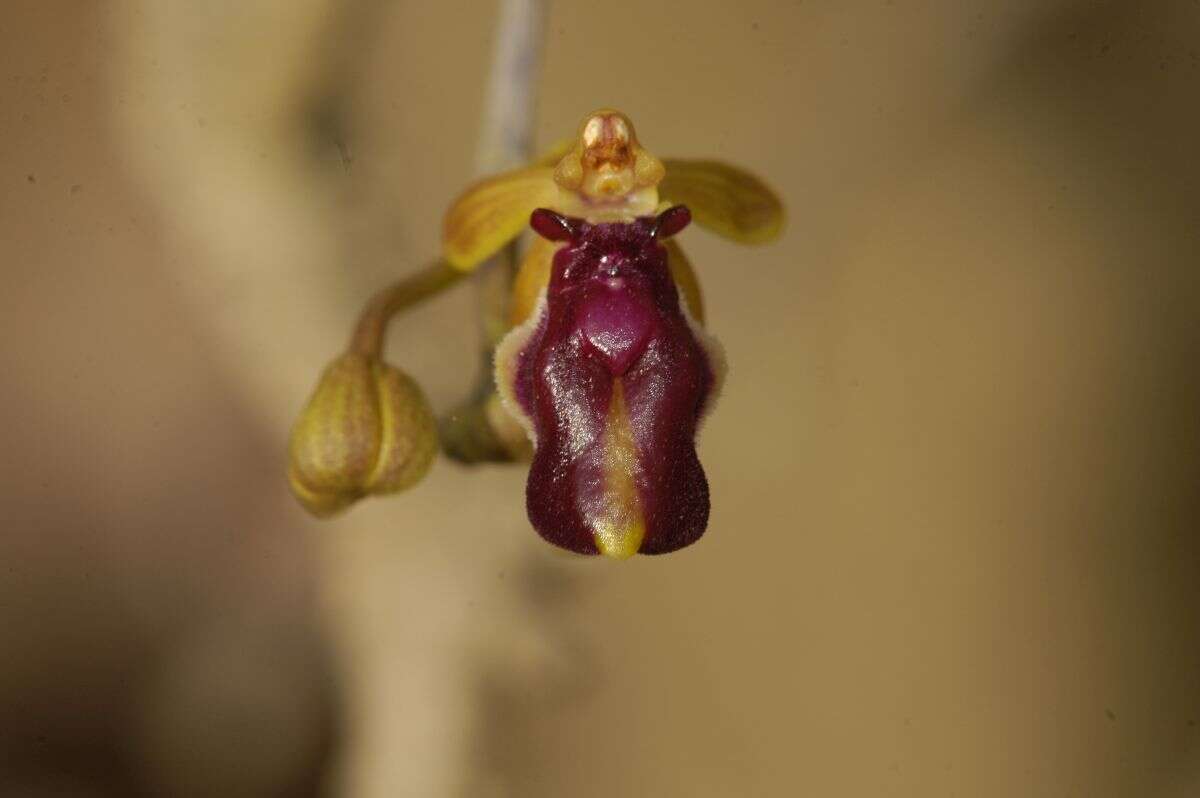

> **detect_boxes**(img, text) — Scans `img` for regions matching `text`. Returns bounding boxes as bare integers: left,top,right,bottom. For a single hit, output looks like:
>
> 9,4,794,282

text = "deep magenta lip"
502,207,718,556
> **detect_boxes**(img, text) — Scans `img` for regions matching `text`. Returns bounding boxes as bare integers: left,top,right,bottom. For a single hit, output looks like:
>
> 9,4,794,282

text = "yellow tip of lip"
595,520,645,560
589,379,645,560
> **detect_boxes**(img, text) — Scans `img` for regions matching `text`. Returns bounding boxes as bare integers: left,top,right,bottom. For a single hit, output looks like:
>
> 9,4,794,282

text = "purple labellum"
495,206,725,558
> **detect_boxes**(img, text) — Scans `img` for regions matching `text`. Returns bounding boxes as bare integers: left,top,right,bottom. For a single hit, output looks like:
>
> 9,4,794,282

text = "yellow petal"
442,166,556,272
663,238,705,325
509,235,558,327
660,159,784,244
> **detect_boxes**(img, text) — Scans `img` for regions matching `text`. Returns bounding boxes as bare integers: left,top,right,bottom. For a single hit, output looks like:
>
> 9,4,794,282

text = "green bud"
288,352,437,517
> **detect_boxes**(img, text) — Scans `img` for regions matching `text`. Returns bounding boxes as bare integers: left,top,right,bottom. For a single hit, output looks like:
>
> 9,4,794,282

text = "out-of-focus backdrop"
3,1,1199,796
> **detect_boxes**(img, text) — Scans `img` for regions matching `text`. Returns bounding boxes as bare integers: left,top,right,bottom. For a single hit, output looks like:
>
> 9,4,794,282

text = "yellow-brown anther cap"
287,352,437,517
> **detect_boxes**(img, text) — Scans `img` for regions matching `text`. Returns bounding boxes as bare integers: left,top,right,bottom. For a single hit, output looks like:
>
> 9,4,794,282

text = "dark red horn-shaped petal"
530,208,578,241
651,205,692,240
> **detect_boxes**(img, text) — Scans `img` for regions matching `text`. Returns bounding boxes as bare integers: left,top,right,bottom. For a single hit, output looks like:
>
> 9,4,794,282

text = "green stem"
348,260,463,358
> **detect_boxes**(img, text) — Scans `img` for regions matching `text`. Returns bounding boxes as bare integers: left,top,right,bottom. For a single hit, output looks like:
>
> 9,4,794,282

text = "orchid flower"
288,109,783,559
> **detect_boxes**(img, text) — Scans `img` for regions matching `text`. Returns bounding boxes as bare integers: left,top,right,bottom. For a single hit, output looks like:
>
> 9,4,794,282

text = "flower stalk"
347,261,463,358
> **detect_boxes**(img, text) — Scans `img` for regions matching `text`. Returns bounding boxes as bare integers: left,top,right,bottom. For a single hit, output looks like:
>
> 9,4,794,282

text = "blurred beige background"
2,1,1199,796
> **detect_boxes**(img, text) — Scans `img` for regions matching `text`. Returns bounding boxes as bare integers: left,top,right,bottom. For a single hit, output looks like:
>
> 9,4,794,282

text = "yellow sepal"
442,166,557,272
660,159,784,244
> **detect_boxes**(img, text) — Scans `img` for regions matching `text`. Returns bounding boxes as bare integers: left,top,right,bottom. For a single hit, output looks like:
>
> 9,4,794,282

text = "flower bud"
288,352,437,517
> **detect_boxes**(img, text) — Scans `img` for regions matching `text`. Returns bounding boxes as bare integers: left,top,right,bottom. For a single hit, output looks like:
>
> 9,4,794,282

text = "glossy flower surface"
496,207,724,558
